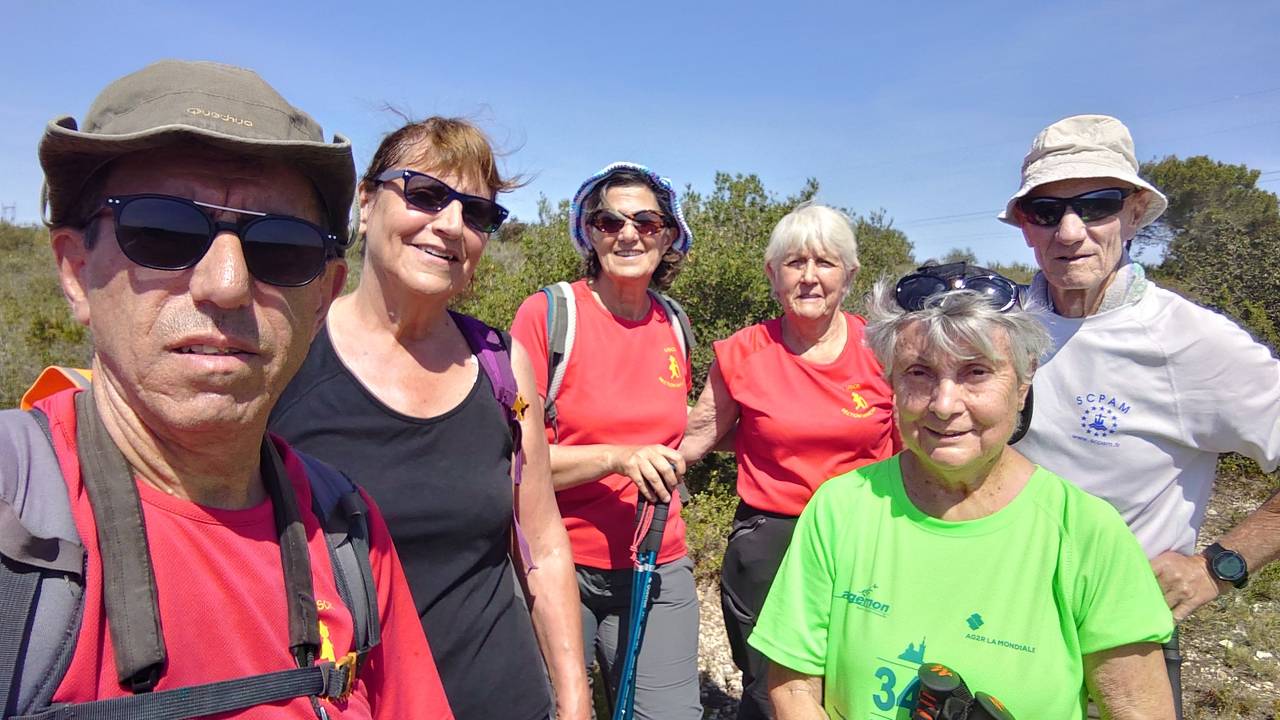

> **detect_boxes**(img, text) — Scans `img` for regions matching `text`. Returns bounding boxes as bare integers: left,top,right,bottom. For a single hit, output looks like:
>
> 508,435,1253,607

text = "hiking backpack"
0,393,380,720
539,282,695,438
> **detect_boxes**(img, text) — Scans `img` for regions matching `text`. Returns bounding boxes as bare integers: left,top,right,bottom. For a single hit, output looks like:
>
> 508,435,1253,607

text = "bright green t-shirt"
749,455,1173,719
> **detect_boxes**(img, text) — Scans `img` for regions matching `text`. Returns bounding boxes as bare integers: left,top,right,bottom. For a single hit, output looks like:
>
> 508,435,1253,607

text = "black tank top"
270,325,551,720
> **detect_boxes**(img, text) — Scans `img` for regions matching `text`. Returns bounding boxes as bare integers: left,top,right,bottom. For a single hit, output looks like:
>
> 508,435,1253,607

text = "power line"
1130,86,1280,120
839,86,1280,175
901,209,1001,226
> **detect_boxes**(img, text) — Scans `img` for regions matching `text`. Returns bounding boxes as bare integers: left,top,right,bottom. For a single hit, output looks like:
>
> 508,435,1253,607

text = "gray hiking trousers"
577,556,702,720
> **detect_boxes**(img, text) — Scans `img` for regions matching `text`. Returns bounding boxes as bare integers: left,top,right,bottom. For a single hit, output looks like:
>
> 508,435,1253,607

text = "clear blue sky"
3,0,1278,265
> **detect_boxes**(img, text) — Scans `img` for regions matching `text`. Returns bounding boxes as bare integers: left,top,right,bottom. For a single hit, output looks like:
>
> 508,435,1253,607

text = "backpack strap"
0,407,85,717
3,399,368,720
72,390,167,692
296,451,381,658
646,290,696,504
53,392,353,716
450,311,537,572
0,550,40,717
541,281,577,441
11,662,358,720
647,290,696,360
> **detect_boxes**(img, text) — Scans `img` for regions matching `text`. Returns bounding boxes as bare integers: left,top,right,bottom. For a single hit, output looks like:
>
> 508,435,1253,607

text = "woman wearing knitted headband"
510,162,702,719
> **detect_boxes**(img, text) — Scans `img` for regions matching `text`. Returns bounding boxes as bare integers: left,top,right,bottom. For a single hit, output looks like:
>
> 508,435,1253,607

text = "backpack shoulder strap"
450,313,521,424
447,312,538,572
295,451,381,658
0,408,85,717
541,281,577,436
648,290,696,360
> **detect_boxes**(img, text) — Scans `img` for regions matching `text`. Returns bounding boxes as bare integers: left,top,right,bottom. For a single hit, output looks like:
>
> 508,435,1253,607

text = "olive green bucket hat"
39,59,355,236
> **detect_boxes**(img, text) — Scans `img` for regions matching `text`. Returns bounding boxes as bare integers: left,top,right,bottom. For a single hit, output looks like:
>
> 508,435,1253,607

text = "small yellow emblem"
512,393,529,421
318,619,336,663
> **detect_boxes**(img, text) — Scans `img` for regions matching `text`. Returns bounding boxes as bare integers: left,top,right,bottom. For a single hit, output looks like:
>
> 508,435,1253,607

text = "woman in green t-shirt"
749,263,1175,720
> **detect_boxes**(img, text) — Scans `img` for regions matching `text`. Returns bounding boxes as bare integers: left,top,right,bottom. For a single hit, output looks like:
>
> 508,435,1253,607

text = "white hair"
764,202,860,276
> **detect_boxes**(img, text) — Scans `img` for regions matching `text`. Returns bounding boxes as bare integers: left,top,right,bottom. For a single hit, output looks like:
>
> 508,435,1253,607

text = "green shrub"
681,475,739,583
0,223,92,407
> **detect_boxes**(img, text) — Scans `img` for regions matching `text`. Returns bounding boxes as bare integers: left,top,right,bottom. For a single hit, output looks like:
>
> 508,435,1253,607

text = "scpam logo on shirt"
658,346,684,388
1071,392,1130,448
841,384,876,419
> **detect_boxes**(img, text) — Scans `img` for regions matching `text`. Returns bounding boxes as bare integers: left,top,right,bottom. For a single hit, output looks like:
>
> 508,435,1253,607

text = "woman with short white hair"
680,202,898,720
751,263,1175,720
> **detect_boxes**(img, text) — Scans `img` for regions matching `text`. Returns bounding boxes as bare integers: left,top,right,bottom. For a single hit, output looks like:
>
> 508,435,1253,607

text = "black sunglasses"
895,262,1021,313
101,194,340,287
1015,187,1133,227
586,209,671,237
375,169,508,234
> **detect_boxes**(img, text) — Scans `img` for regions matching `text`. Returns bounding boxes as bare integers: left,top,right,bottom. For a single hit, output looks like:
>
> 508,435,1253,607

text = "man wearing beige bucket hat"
0,60,454,718
1004,114,1280,716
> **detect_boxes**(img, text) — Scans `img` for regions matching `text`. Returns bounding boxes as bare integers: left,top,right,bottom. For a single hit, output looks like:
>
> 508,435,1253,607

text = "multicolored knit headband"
568,161,693,257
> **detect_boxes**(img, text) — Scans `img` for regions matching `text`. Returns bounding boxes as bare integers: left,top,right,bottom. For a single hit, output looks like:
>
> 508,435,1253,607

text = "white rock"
1256,650,1274,660
1219,639,1235,649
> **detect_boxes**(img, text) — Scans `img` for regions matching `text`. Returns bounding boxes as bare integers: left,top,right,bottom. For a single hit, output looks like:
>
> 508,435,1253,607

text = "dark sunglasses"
895,262,1021,313
1015,187,1133,227
375,169,508,233
101,194,340,287
586,209,671,237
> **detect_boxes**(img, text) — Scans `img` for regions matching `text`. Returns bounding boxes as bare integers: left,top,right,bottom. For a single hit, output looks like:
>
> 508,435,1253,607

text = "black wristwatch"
1204,542,1249,589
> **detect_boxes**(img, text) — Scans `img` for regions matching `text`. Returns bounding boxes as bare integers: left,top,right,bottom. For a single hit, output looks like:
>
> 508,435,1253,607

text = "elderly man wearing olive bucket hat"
0,60,454,719
1002,114,1280,716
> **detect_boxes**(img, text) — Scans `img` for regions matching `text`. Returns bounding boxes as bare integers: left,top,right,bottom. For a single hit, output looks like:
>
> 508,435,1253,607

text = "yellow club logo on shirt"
841,384,875,419
659,346,684,388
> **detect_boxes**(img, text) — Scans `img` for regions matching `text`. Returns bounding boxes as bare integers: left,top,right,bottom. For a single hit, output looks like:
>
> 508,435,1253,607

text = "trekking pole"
612,496,670,720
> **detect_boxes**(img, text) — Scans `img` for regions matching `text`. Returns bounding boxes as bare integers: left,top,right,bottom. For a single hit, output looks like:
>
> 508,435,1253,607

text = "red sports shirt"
714,313,898,516
511,280,690,570
37,390,453,719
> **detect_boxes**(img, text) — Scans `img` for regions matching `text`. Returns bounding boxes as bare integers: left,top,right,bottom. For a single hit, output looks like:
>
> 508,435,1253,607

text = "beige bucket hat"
998,114,1168,229
39,59,355,236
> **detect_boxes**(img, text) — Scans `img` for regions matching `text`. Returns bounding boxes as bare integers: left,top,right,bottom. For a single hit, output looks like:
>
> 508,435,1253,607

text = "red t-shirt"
714,313,898,516
510,280,690,569
36,390,454,720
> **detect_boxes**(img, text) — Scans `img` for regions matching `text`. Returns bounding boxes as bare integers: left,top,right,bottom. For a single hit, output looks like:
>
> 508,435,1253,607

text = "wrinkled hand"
616,445,685,503
1151,551,1225,621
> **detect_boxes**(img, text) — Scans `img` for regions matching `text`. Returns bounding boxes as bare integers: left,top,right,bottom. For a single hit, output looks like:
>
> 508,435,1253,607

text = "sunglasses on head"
375,169,508,234
586,209,671,237
101,194,340,287
895,262,1021,313
1016,187,1133,227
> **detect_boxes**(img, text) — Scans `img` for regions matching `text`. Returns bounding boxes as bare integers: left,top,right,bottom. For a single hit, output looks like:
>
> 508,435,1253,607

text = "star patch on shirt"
512,393,529,421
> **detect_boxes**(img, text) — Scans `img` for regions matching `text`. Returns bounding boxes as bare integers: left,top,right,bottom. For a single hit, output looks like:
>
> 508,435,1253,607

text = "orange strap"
20,366,92,410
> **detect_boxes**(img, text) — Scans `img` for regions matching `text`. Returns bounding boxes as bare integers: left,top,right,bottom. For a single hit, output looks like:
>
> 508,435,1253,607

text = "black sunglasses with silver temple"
375,169,509,234
100,194,342,287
